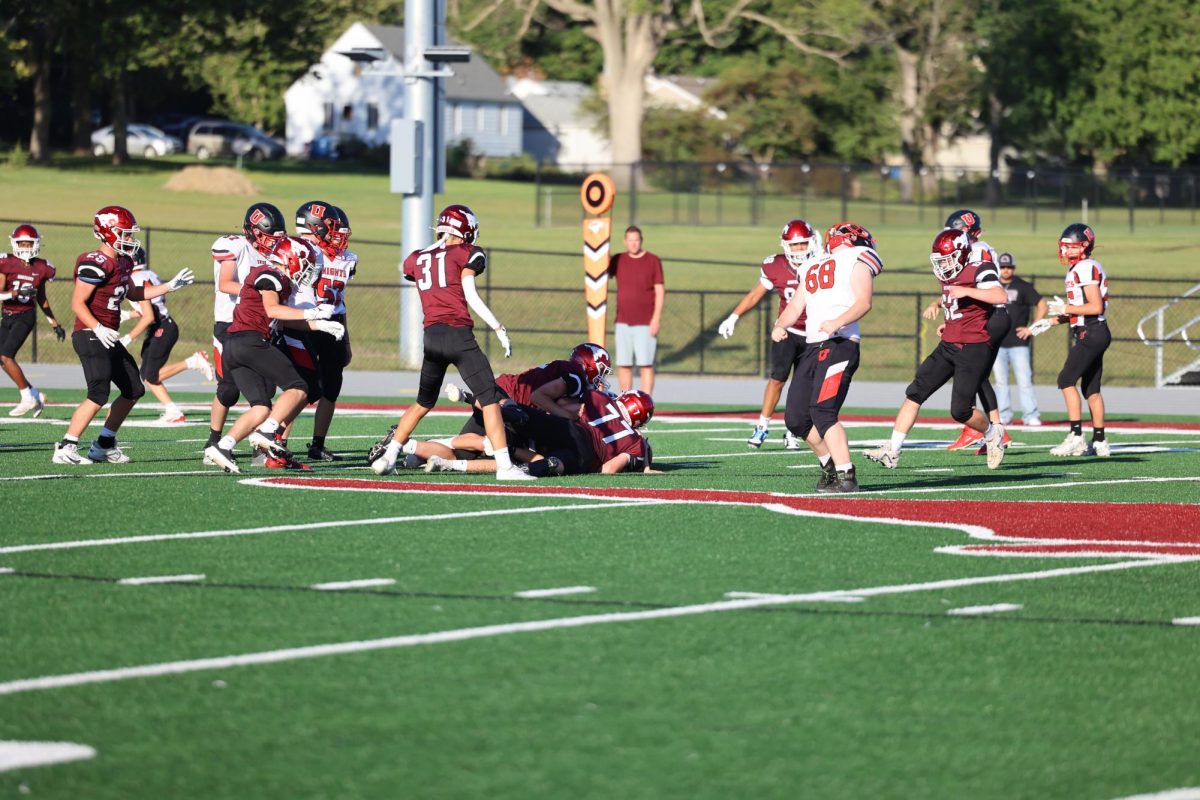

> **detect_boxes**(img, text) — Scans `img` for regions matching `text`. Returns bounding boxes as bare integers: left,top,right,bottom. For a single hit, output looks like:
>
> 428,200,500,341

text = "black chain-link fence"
7,219,1197,387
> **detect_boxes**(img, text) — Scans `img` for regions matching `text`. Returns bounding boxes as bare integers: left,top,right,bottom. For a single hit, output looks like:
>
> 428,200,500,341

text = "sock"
1070,420,1083,436
890,430,907,451
494,448,514,471
19,386,33,401
258,418,280,436
62,433,79,446
983,423,997,442
218,435,237,451
1093,427,1106,442
835,462,853,475
165,403,182,417
311,435,325,449
818,453,832,467
98,427,117,448
383,440,402,462
758,415,770,429
447,459,469,472
207,428,221,446
401,439,419,455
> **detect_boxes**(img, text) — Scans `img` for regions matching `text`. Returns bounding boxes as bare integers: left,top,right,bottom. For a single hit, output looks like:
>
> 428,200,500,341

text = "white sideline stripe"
913,468,955,473
1112,789,1200,800
946,603,1023,616
0,557,1179,697
0,568,12,575
0,500,665,555
312,578,397,591
0,741,97,773
868,476,1200,496
0,469,220,482
725,591,864,603
1171,617,1200,627
514,586,596,598
117,574,205,586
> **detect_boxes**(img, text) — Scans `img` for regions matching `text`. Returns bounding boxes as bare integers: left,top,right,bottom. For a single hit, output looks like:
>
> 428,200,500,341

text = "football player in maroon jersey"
717,219,821,450
864,228,1009,471
370,204,533,480
0,223,65,417
52,206,196,466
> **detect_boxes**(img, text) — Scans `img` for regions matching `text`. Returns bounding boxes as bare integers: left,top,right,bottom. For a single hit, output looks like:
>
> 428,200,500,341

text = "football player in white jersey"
1039,223,1112,457
120,247,214,424
204,203,287,456
772,222,882,492
717,219,821,451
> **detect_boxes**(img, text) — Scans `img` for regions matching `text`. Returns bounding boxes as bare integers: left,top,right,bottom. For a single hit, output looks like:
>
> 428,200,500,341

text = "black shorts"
139,317,180,383
784,337,860,436
223,331,308,407
417,323,500,408
0,311,35,359
510,406,597,474
307,315,349,401
907,340,993,422
213,320,240,405
275,332,322,405
72,329,143,400
769,330,807,382
1058,323,1111,396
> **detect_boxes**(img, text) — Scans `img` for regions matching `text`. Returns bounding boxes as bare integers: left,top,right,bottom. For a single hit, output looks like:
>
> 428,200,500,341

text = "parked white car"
91,124,183,158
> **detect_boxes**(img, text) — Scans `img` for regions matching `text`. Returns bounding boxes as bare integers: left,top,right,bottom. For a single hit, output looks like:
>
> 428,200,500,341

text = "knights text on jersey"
1065,258,1108,326
496,360,587,405
73,250,133,332
759,254,805,333
402,241,487,328
315,250,356,314
939,261,1001,344
130,269,169,321
577,389,649,468
0,254,55,316
228,265,292,338
211,235,271,323
799,246,883,344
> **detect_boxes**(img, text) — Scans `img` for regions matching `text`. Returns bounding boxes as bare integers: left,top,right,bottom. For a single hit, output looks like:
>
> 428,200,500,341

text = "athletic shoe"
783,431,802,451
984,424,1006,469
833,466,860,493
1090,439,1112,457
974,430,1012,456
371,455,396,476
367,424,399,465
445,383,474,404
747,426,769,448
88,441,131,464
248,430,288,458
947,425,984,451
52,442,92,465
1050,433,1088,457
496,465,537,481
186,350,216,382
423,455,451,473
815,461,839,492
265,454,311,470
307,444,340,462
157,410,186,425
204,445,240,474
863,444,900,469
1022,417,1043,427
9,394,44,418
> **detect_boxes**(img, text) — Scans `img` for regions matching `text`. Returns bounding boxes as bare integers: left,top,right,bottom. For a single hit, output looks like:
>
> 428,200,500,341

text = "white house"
285,23,524,158
507,78,611,169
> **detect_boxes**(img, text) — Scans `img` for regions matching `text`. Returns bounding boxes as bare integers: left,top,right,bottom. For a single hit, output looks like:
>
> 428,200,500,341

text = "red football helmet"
825,222,875,252
93,205,141,256
570,342,612,389
1058,223,1095,267
9,224,41,262
930,228,972,281
435,204,480,244
270,237,322,288
780,219,820,267
616,390,654,429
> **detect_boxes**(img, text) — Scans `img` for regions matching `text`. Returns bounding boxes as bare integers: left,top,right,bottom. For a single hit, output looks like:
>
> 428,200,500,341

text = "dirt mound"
164,166,260,196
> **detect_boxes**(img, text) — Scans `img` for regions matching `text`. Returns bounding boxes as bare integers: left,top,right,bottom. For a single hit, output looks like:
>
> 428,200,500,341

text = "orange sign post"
580,173,616,345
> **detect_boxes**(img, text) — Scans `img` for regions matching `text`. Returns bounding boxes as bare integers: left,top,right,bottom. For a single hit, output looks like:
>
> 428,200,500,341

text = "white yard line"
1111,788,1200,800
725,591,863,603
312,578,397,591
0,469,220,482
117,574,206,586
1171,617,1200,627
946,603,1023,616
514,586,596,598
0,741,97,773
0,557,1183,697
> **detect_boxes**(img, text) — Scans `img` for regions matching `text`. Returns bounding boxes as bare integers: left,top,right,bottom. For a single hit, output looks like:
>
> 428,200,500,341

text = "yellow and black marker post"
581,173,616,345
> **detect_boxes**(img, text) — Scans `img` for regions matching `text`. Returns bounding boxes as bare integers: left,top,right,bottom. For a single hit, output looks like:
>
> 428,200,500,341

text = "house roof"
364,24,518,105
508,79,598,129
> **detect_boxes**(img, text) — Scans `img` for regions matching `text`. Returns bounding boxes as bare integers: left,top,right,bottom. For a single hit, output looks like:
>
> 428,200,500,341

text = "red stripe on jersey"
286,341,316,370
816,360,849,403
857,251,883,275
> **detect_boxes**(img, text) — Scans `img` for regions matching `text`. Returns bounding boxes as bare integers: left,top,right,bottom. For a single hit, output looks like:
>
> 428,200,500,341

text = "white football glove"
1026,318,1055,337
303,305,333,321
119,334,132,348
312,320,345,341
92,324,120,349
494,325,512,358
718,313,739,339
166,268,195,292
1047,296,1067,318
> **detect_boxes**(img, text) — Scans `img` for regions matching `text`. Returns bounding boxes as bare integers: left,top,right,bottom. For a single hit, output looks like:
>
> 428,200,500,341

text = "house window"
323,103,334,132
367,104,379,132
454,105,463,135
342,104,353,121
476,105,486,131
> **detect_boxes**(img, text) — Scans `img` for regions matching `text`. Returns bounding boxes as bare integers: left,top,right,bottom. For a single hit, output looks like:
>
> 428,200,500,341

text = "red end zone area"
256,478,1200,559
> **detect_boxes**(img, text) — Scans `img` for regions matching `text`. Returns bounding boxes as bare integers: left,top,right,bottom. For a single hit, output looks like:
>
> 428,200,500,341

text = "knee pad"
125,381,146,401
1056,370,1075,391
811,406,839,438
86,379,111,407
783,409,813,440
949,401,974,424
473,384,501,407
140,365,161,385
216,382,240,408
321,371,343,403
905,381,926,405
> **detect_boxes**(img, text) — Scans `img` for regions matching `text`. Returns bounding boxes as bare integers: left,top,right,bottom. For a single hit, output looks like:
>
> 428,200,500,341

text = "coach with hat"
994,252,1048,426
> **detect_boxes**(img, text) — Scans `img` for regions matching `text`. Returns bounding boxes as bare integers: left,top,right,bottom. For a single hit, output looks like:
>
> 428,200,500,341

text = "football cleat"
496,465,537,481
264,454,311,470
1022,417,1043,427
445,383,474,404
9,394,44,418
248,430,289,458
423,455,452,473
984,424,1006,469
747,426,769,448
974,430,1012,455
88,441,131,464
863,444,900,469
1050,433,1088,457
833,466,860,493
367,424,398,464
783,431,802,451
815,461,839,493
947,425,984,451
157,410,186,425
371,455,397,476
307,444,340,462
187,350,216,382
52,442,93,465
204,446,240,474
1090,439,1111,457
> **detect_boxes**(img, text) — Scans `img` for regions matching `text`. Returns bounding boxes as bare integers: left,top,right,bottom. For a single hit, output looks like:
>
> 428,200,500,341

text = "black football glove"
52,324,66,342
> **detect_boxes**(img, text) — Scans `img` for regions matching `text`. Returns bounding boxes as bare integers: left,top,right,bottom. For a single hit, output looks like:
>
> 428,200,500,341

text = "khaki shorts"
614,323,656,367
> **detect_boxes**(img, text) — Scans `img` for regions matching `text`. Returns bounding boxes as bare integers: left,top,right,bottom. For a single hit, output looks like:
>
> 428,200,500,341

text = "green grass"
2,398,1199,798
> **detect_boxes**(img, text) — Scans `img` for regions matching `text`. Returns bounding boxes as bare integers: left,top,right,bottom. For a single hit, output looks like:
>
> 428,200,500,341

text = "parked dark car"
186,120,285,160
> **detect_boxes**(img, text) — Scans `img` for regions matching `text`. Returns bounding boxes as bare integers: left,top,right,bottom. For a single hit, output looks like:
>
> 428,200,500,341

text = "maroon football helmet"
1058,223,1095,267
435,204,480,244
780,219,820,267
570,342,612,389
93,205,141,256
930,228,972,281
270,237,322,288
9,223,40,262
825,222,875,252
616,390,654,429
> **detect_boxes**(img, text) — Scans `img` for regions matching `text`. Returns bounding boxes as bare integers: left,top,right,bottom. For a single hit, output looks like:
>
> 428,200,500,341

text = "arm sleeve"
974,265,1001,289
76,262,107,285
466,247,487,277
857,249,884,276
254,273,284,292
461,273,501,330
